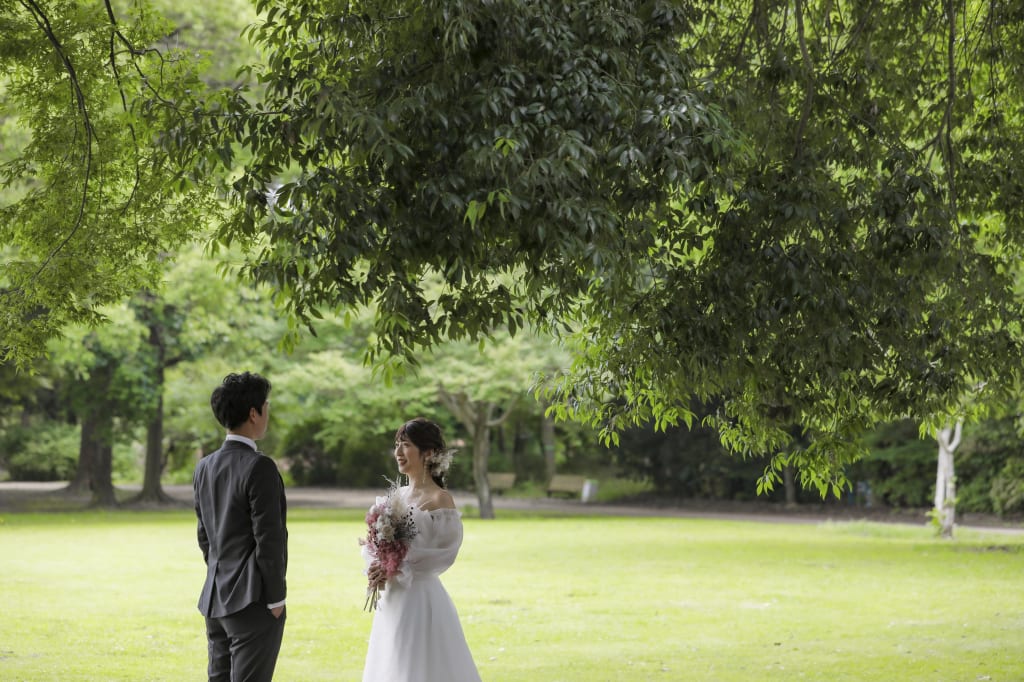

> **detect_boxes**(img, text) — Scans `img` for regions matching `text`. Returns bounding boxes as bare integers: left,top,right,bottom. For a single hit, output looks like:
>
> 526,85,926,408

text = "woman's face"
394,436,426,476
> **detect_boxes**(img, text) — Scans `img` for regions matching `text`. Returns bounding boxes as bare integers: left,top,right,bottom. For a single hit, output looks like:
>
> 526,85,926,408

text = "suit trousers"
205,602,286,682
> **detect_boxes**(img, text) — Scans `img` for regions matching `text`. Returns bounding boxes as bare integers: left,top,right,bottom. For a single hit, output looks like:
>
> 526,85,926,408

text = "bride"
361,417,482,682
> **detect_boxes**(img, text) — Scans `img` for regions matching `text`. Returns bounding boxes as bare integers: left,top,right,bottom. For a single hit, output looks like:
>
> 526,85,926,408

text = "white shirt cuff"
267,599,285,609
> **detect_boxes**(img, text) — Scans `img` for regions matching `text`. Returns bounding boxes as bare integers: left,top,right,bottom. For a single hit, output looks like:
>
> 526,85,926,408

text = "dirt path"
2,481,1021,534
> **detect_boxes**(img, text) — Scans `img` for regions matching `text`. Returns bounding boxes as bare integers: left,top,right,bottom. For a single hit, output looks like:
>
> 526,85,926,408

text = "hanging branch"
14,0,177,275
18,0,94,279
942,0,958,217
792,0,815,157
103,0,143,212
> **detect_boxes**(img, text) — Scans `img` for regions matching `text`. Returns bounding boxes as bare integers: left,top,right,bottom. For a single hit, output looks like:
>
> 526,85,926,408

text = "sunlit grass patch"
1,509,1021,680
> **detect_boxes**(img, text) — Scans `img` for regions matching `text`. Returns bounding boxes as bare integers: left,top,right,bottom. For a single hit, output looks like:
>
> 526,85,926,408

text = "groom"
193,371,288,682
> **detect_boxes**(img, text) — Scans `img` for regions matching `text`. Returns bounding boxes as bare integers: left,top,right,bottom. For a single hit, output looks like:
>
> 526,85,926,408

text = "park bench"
546,474,587,498
487,472,516,495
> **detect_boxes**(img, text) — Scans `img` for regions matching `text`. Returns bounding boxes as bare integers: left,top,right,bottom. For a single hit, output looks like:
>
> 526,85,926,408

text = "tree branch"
792,0,815,157
942,0,958,216
437,385,476,426
18,0,94,280
485,403,510,429
103,0,143,213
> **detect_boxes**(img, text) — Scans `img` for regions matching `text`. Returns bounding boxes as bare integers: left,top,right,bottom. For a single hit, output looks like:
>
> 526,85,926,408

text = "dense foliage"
5,1,1024,505
169,0,1024,494
0,0,221,366
186,0,731,369
550,0,1024,494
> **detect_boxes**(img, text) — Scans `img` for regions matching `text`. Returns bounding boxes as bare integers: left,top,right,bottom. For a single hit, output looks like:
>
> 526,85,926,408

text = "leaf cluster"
0,0,222,367
186,0,733,363
544,0,1024,493
166,0,1024,493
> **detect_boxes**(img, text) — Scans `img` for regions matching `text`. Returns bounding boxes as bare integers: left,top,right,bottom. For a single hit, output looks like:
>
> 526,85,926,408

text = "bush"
956,416,1024,515
851,420,935,507
2,422,79,481
612,420,784,502
279,418,388,487
990,458,1024,517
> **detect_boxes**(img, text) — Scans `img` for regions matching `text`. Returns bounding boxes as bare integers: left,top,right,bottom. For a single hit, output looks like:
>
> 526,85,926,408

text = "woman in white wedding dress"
362,417,482,682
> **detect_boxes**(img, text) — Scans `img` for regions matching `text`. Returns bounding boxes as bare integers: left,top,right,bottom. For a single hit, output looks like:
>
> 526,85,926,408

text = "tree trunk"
933,421,963,538
471,407,495,519
437,385,511,520
69,406,118,506
783,465,797,507
92,443,117,507
540,410,556,485
133,392,175,504
67,362,118,507
510,419,528,484
132,321,175,505
67,417,98,494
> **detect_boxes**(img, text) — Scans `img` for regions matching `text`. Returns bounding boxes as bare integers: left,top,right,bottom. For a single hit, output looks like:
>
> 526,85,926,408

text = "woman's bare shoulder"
421,488,456,512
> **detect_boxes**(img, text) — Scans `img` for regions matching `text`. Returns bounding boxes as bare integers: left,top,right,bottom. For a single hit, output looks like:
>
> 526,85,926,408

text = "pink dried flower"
361,478,418,611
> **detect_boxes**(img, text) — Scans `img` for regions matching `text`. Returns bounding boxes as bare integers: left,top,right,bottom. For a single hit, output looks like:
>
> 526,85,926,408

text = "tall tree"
933,420,963,538
127,247,264,504
436,386,511,520
548,0,1024,495
128,289,179,504
0,0,219,367
175,0,1024,494
53,307,154,507
430,331,567,518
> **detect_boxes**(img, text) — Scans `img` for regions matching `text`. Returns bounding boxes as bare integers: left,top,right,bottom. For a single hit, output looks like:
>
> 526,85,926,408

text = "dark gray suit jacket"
193,440,288,618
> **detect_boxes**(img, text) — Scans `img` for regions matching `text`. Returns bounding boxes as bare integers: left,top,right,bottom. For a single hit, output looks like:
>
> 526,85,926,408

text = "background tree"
269,343,438,488
51,307,154,506
432,331,570,518
847,420,936,508
932,420,963,538
958,415,1024,519
0,0,220,366
129,245,270,503
172,0,1024,497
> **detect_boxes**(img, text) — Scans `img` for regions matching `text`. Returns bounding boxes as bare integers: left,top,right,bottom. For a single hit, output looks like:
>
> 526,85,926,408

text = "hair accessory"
427,448,455,477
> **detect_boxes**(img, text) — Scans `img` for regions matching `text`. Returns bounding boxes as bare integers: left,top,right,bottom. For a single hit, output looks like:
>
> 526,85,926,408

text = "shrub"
990,458,1024,517
957,416,1024,515
852,420,935,507
279,418,387,487
3,422,79,481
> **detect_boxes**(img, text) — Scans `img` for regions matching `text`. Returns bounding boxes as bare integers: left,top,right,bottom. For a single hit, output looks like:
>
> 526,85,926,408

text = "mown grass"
1,509,1021,681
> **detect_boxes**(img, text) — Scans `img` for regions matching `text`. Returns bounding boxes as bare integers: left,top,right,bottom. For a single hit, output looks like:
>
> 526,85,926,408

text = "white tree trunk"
933,421,963,538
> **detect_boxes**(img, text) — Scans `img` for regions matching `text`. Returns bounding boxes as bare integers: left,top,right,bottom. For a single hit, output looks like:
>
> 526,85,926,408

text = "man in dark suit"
193,371,288,682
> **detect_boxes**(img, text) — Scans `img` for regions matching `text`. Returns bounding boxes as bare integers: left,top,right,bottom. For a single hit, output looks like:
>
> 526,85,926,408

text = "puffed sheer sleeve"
392,509,463,589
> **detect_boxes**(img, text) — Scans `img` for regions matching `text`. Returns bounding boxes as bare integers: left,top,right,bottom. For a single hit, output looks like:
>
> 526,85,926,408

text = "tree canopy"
549,0,1024,492
0,0,220,366
181,0,735,356
6,0,1024,494
174,0,1024,492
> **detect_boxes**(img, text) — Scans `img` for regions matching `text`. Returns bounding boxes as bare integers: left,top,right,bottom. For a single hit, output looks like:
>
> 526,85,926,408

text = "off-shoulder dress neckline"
400,486,460,516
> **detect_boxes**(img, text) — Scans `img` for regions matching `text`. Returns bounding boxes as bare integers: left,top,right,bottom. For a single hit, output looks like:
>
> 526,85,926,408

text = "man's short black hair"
210,372,271,430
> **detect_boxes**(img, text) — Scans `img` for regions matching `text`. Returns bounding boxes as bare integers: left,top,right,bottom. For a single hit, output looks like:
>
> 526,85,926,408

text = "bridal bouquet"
360,480,418,611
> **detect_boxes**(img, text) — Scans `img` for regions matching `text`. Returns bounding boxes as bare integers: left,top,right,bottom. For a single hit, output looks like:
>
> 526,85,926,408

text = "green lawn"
1,509,1021,681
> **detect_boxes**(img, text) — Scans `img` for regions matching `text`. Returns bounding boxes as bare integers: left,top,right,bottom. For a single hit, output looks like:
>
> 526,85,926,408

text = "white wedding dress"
362,488,481,682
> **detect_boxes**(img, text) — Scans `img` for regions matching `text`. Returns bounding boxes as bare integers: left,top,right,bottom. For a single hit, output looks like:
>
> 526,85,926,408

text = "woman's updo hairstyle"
395,417,455,489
